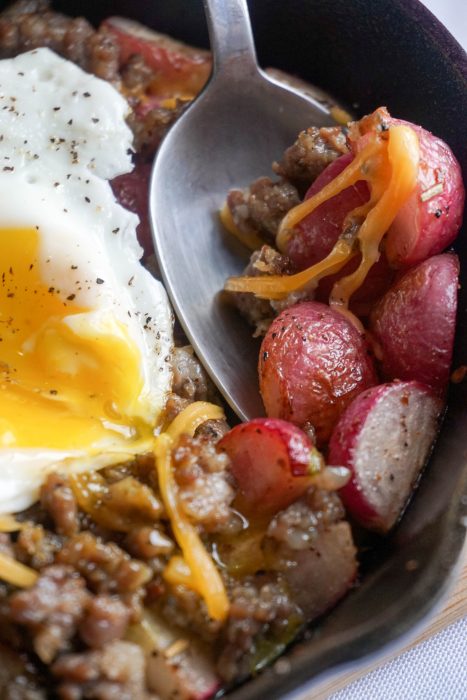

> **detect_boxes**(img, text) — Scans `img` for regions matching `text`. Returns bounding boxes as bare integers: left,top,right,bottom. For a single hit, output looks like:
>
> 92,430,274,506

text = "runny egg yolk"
0,227,153,450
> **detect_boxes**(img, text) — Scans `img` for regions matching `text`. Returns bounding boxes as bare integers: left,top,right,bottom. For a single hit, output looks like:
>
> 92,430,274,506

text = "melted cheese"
219,203,264,251
224,125,420,318
155,402,229,623
0,551,38,587
0,400,229,618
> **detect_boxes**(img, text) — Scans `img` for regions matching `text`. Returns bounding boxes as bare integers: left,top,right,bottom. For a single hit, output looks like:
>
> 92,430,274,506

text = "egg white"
0,49,173,513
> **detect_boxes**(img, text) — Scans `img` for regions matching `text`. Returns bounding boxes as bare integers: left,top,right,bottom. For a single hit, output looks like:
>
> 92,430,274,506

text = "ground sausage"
273,125,348,193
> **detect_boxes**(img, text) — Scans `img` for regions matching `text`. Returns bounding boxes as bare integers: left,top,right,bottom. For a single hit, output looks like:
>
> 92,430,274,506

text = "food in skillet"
0,2,464,700
223,105,464,533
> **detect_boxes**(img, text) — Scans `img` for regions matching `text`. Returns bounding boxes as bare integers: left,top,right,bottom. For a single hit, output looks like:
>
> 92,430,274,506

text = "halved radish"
285,154,394,313
259,301,377,445
218,418,317,515
328,381,443,533
384,120,465,268
286,153,369,269
370,253,459,394
102,17,211,96
283,521,357,619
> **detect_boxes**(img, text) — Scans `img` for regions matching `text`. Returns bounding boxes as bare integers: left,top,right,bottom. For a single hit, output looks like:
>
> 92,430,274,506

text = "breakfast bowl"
0,0,466,698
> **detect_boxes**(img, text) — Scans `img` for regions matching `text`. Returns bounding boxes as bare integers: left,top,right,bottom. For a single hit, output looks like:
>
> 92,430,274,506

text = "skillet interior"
54,0,467,696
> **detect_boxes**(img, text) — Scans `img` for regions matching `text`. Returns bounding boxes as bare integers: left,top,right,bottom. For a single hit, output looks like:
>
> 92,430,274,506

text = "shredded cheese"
0,514,23,532
219,203,264,251
165,401,224,441
0,551,38,588
330,125,419,314
224,125,420,319
155,401,229,623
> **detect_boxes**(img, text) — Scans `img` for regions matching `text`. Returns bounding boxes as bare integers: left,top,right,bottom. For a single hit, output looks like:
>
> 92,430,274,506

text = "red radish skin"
259,302,377,445
102,17,211,96
370,253,459,394
286,154,369,269
328,381,442,533
219,418,315,514
384,120,464,268
112,160,153,256
286,155,394,312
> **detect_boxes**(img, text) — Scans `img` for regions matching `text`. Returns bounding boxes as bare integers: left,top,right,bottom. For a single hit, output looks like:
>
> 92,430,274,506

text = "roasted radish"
286,153,369,269
102,17,211,97
259,302,377,444
370,253,459,394
283,522,357,618
267,489,357,618
328,381,443,533
284,154,393,313
219,418,319,514
385,121,464,268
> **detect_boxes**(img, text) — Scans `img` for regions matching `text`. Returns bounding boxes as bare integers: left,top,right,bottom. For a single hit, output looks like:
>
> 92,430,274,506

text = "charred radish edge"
328,381,443,533
224,121,419,328
154,402,230,622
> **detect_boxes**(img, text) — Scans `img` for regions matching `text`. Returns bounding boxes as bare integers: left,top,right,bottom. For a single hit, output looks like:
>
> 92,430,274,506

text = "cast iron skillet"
57,0,467,697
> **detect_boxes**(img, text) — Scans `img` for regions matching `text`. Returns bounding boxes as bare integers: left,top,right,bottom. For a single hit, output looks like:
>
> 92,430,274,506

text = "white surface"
421,0,467,49
330,2,466,698
329,618,467,700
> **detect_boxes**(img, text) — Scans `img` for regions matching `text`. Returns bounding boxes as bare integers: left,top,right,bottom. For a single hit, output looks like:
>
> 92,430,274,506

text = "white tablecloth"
329,2,467,697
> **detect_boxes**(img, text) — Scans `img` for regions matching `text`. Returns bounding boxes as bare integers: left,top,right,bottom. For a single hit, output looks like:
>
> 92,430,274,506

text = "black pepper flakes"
96,278,104,285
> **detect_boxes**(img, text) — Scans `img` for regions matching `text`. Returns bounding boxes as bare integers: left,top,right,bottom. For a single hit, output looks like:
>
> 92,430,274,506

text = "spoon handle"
203,0,259,77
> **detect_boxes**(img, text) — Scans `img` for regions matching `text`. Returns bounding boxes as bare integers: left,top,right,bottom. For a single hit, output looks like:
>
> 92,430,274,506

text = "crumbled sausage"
227,177,300,244
40,473,79,537
232,244,293,336
217,578,299,681
273,125,348,193
267,488,346,550
172,434,235,533
57,532,152,597
15,524,62,569
8,565,91,663
78,595,131,649
172,345,211,402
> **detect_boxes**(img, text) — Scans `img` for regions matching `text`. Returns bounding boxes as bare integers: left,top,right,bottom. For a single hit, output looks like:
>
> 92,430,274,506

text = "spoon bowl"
150,0,337,420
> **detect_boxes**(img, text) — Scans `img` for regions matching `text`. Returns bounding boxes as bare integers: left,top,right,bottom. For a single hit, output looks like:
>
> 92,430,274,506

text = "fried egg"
0,49,173,513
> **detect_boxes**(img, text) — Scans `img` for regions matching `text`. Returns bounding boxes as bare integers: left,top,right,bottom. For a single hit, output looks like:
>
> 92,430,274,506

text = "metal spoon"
150,0,337,421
